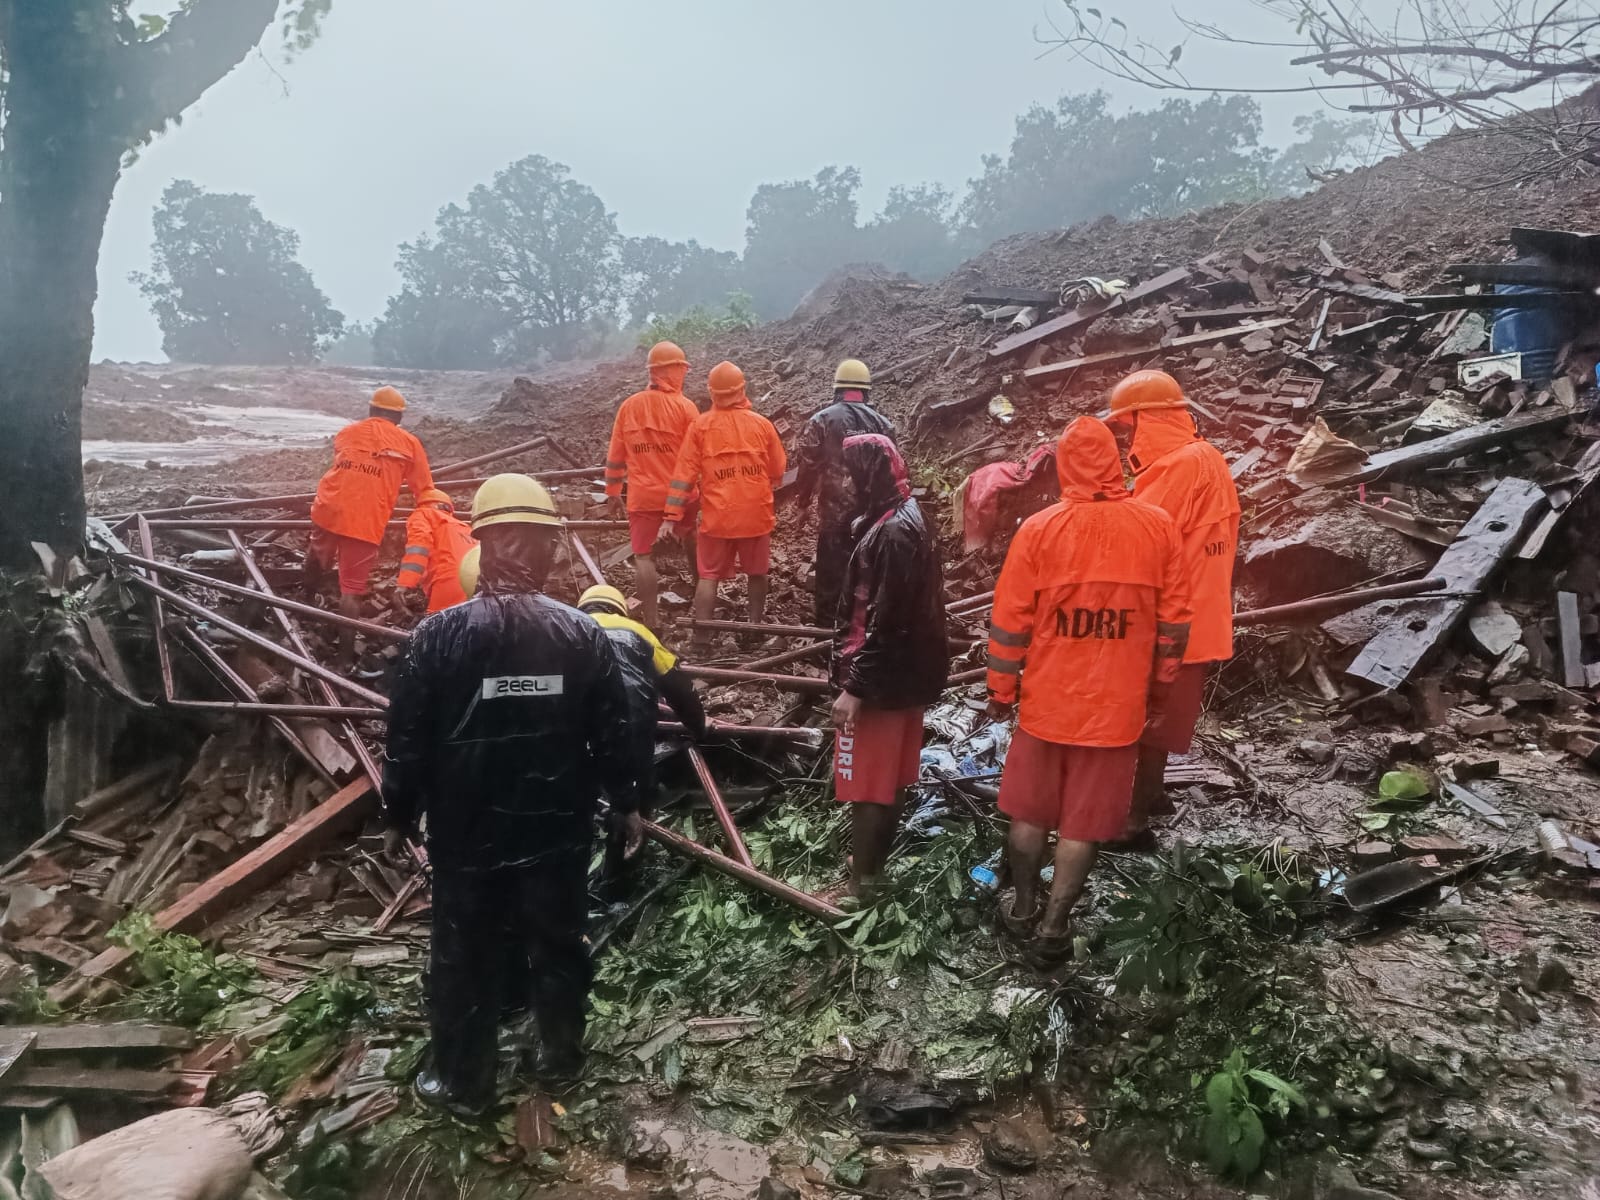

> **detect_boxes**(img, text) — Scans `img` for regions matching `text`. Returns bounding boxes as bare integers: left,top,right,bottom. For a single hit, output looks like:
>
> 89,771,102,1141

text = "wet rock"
622,1122,670,1171
1406,1114,1440,1138
1537,956,1575,993
982,1117,1041,1171
1295,739,1337,763
1321,1164,1402,1200
1352,842,1394,867
1404,1137,1457,1164
756,1177,800,1200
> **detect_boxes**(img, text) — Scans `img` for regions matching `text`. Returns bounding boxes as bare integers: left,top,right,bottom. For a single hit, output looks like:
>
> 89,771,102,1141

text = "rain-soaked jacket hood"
843,433,912,529
794,398,895,625
382,589,643,872
1126,406,1241,665
711,383,750,410
833,434,948,708
1126,406,1199,476
1057,416,1130,503
649,362,689,394
664,386,787,540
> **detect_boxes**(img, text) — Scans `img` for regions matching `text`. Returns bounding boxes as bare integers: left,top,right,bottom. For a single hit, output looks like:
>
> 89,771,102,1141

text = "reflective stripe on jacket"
1128,407,1241,664
987,418,1193,748
604,364,700,513
663,385,786,539
398,507,477,612
310,417,434,545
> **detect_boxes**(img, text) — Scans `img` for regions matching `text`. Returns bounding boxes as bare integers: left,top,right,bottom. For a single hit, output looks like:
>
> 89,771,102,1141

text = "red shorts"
1141,663,1208,753
630,502,697,556
835,707,924,804
308,527,379,596
998,728,1139,842
697,532,771,581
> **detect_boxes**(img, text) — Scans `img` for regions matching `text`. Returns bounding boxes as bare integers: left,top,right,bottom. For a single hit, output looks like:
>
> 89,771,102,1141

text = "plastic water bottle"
969,850,1003,893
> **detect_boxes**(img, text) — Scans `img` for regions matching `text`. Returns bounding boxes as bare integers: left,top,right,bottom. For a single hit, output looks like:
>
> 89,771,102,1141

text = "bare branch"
120,0,281,136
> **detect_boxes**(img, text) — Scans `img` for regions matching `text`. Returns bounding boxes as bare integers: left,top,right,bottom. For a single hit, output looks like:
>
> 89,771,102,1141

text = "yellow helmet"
469,473,560,532
578,584,629,616
834,358,872,390
458,543,481,597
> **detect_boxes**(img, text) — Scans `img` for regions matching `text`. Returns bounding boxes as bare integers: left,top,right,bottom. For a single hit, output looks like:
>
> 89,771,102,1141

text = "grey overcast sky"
94,0,1333,362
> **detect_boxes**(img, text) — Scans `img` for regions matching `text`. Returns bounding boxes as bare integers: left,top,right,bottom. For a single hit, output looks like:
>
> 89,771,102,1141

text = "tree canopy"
132,180,344,364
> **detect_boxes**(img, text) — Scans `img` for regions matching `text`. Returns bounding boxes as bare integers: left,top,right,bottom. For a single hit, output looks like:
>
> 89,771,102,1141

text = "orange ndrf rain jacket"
986,417,1194,748
1128,407,1241,664
604,362,701,513
663,378,786,539
397,507,477,613
309,417,434,546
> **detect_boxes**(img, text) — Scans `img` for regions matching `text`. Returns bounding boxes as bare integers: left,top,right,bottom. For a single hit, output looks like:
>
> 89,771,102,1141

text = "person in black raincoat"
575,583,707,889
793,359,895,628
829,433,948,895
382,473,644,1114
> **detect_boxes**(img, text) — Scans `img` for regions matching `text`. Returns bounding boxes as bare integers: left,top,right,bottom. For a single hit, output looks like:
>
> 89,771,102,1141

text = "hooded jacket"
1128,407,1241,664
398,506,477,612
382,590,642,872
310,417,434,546
663,381,787,539
604,363,701,514
987,418,1193,747
795,393,895,532
832,434,949,709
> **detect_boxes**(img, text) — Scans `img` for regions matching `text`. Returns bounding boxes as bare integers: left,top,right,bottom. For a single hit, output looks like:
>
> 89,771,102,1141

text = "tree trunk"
0,7,124,852
0,10,124,570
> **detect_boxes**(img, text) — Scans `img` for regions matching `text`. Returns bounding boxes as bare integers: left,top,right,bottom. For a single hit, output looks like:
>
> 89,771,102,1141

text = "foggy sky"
93,0,1333,362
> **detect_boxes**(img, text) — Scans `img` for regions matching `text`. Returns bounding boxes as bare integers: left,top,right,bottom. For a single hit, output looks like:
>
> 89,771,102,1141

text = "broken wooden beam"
1233,577,1447,627
962,286,1060,308
1321,408,1572,486
642,817,844,923
72,757,180,821
678,619,833,639
1021,318,1294,382
679,666,831,694
50,778,375,1004
1558,591,1586,689
2,1023,194,1053
1333,478,1547,691
989,267,1192,358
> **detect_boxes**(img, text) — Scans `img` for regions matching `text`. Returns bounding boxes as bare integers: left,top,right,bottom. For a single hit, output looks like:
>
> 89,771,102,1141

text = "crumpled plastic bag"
1285,417,1369,487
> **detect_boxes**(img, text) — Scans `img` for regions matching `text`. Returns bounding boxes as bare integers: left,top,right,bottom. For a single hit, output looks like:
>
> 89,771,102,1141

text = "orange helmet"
371,385,407,412
647,340,688,369
708,361,746,399
1105,370,1185,420
417,488,453,510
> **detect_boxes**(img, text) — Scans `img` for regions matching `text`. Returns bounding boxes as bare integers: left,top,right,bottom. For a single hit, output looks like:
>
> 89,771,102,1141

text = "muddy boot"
412,1067,489,1119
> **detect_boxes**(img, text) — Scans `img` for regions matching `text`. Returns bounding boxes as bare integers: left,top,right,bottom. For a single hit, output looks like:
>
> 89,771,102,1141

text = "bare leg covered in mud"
633,553,659,632
849,787,906,897
690,577,718,656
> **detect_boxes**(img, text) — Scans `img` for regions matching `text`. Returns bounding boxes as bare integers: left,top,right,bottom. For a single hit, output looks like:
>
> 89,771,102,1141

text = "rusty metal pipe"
742,638,830,672
946,590,995,614
145,517,625,532
112,550,408,643
678,619,834,639
679,665,831,694
685,747,755,868
97,465,604,521
127,573,390,708
1233,577,1448,627
642,818,844,922
568,531,607,589
433,436,549,479
135,516,178,702
658,720,826,750
173,625,337,790
166,700,388,719
229,533,385,792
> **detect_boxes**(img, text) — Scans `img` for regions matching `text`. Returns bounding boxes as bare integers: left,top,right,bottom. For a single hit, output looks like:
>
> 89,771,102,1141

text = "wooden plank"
1335,478,1547,691
5,1023,194,1053
1229,446,1267,480
961,287,1058,307
50,778,374,1003
1174,304,1278,322
5,1066,175,1096
73,757,179,820
1324,409,1573,486
1518,440,1600,560
1022,318,1293,382
0,1033,36,1087
989,267,1191,358
1558,591,1586,688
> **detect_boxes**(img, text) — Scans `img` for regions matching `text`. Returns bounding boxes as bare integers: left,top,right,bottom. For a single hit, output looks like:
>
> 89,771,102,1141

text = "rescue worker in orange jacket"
664,362,787,655
1103,370,1241,839
986,417,1192,962
306,386,434,659
397,488,477,614
604,341,701,630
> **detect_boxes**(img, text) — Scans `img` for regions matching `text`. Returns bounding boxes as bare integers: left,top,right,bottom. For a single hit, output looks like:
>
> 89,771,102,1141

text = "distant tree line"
136,91,1368,367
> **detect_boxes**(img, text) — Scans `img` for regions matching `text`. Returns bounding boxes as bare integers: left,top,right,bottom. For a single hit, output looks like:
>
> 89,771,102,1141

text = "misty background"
95,0,1352,363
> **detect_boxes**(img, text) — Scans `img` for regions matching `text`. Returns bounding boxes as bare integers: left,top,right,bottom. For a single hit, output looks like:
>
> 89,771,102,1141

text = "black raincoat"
794,395,895,627
382,588,642,1105
831,434,950,710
